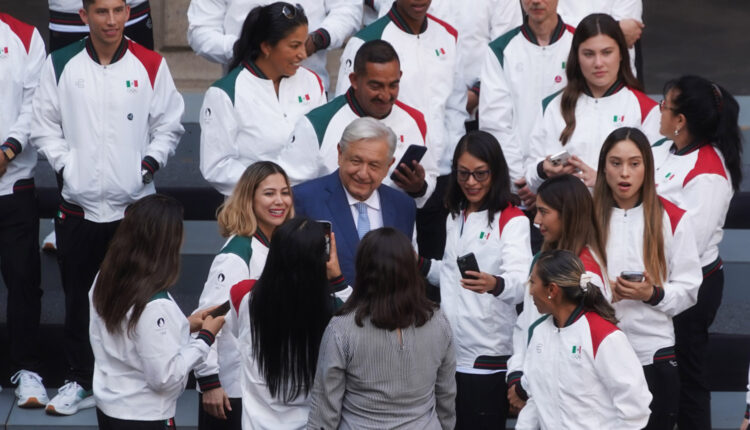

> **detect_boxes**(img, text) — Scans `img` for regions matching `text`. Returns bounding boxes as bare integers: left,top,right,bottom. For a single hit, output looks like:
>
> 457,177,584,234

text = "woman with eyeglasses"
421,130,531,429
516,249,651,429
651,75,742,430
524,13,660,193
199,2,326,197
505,174,609,413
593,127,702,430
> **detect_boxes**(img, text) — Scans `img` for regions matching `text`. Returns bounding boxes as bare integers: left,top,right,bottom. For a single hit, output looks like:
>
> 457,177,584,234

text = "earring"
547,295,552,299
674,128,680,137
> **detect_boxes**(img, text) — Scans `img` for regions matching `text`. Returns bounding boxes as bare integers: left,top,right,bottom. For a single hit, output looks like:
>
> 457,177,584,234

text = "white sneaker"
45,381,94,416
10,370,49,408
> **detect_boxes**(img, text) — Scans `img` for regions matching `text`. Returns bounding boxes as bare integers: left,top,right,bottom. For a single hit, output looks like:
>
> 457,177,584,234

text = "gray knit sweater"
306,308,456,430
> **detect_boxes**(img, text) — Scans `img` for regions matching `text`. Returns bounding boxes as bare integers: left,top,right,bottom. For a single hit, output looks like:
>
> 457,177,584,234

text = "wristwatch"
2,147,15,161
141,168,153,184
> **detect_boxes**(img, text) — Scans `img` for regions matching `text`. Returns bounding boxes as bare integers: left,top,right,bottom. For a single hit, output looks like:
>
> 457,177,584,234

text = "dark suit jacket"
293,171,416,284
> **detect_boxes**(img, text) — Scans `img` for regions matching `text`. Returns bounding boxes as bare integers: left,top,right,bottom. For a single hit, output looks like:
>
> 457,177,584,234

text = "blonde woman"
194,161,294,429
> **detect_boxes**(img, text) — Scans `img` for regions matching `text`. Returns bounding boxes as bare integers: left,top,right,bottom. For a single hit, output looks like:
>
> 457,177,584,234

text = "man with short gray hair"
293,117,416,284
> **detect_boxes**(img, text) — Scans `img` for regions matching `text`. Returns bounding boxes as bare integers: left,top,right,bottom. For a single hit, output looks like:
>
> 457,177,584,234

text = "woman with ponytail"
199,2,326,196
516,249,651,429
594,127,702,429
651,75,743,429
506,174,608,411
524,13,660,192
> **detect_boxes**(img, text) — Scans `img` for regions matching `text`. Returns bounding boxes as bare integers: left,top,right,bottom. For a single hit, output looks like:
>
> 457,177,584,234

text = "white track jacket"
194,232,269,398
199,61,325,196
525,81,660,192
427,206,531,371
0,14,45,196
90,289,214,421
31,38,184,222
278,87,438,207
516,309,651,429
478,17,573,182
335,4,468,174
605,199,701,365
651,139,733,268
186,0,361,88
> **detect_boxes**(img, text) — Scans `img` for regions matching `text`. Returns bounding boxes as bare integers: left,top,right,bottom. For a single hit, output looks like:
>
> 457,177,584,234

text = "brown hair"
537,175,607,268
559,13,642,145
92,194,184,335
339,227,436,330
535,250,618,325
216,161,294,237
593,127,667,285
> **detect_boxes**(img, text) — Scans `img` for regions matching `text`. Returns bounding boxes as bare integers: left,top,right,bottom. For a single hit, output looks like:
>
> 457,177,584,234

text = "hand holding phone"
549,150,571,166
208,300,231,318
457,253,480,280
317,220,332,261
390,145,428,181
620,271,645,282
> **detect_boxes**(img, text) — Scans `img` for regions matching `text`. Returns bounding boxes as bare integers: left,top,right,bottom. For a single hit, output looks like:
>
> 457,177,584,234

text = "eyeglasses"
281,3,303,19
456,169,490,182
659,99,678,113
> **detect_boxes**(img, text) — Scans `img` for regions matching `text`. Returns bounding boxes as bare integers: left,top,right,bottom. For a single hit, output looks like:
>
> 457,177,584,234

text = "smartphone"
549,150,571,166
390,145,428,181
457,253,480,280
317,220,332,261
620,271,645,282
209,300,231,318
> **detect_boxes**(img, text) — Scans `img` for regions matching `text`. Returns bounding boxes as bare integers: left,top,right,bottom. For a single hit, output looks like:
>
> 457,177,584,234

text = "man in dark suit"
294,117,416,285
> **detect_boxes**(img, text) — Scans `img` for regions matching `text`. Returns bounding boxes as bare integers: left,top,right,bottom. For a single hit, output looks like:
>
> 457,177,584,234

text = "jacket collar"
520,14,567,46
561,303,585,327
387,2,428,35
672,140,706,156
85,37,128,65
345,87,368,117
253,229,271,248
583,78,626,98
243,60,269,80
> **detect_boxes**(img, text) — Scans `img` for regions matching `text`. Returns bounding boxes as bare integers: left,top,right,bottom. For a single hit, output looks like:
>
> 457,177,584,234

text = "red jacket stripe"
585,312,619,358
498,205,525,236
426,14,458,42
127,40,162,88
630,88,658,125
394,100,428,143
230,279,256,316
578,247,604,280
658,196,686,235
303,66,324,95
0,13,34,54
683,145,728,186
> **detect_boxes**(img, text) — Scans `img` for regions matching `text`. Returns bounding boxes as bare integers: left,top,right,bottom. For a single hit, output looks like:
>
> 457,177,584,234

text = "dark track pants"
455,371,508,430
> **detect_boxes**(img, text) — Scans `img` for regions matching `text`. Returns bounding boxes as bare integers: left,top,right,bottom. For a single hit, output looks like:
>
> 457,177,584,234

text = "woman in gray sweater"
307,227,456,430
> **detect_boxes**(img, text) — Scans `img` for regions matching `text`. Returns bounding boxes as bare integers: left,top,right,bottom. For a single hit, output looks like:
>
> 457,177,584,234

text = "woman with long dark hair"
308,228,456,429
199,2,326,196
593,127,702,429
421,130,531,429
506,174,608,411
194,161,294,429
89,194,225,429
227,217,332,429
524,13,660,192
651,75,743,429
516,249,651,429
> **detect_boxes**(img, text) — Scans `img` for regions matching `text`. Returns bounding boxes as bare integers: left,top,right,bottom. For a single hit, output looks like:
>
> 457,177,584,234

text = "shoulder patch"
488,27,522,68
302,66,324,95
542,89,563,114
683,145,728,186
528,314,551,346
127,40,162,89
578,247,604,280
651,137,669,148
394,100,427,143
498,205,525,236
0,13,34,53
354,15,390,42
306,95,348,146
584,312,618,358
220,235,253,265
658,196,686,235
230,279,256,315
629,88,658,125
426,13,458,42
52,39,86,84
211,65,243,105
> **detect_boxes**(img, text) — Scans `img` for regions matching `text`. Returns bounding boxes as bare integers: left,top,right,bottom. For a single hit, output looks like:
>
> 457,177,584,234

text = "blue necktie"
356,202,370,239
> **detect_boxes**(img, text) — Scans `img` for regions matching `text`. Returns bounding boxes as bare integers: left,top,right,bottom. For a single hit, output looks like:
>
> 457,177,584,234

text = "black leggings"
455,371,508,430
96,408,176,430
642,349,680,430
